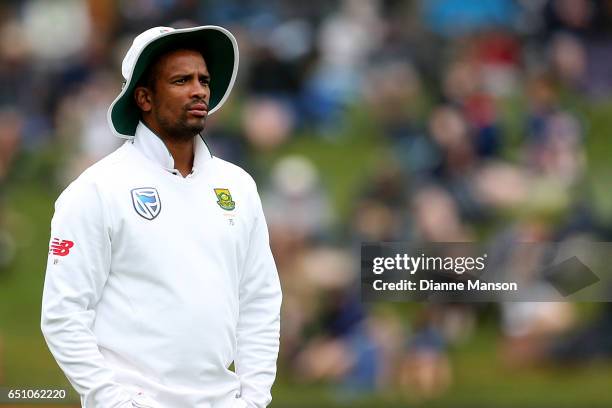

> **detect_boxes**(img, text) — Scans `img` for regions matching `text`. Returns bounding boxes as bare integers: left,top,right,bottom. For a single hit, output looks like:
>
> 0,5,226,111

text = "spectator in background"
303,0,383,130
54,71,122,182
263,156,333,242
0,108,22,182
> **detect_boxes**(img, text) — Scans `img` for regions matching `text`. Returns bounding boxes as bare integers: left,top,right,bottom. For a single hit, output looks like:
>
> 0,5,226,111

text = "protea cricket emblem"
131,187,161,220
214,188,235,211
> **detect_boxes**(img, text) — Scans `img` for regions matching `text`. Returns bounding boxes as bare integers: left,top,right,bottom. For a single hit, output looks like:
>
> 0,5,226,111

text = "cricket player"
41,26,282,408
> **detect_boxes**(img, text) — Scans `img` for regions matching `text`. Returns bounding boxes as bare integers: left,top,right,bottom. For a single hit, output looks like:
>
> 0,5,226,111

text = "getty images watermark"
361,242,608,302
371,252,518,292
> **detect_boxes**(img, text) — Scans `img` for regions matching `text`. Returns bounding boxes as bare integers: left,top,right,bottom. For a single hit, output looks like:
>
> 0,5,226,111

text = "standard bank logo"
131,187,161,220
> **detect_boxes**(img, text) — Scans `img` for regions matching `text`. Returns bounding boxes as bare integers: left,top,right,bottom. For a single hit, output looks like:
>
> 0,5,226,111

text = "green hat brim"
108,26,238,139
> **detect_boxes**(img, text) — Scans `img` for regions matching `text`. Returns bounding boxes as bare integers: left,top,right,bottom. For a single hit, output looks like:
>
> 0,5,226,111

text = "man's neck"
141,120,196,177
163,137,194,177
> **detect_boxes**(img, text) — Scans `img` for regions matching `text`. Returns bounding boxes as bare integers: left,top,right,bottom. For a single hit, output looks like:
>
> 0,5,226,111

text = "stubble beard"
156,109,206,142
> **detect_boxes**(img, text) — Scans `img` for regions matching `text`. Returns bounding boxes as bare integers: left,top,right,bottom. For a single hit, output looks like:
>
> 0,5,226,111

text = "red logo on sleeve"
49,238,74,256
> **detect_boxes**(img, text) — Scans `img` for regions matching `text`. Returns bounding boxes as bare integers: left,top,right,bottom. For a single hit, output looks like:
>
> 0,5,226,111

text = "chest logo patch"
131,187,161,220
214,188,236,211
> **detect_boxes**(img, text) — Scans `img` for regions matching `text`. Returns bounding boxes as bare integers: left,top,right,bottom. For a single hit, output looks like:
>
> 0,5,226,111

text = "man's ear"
134,87,153,112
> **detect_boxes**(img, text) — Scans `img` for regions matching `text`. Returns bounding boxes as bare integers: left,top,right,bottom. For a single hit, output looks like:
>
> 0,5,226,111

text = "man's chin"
162,123,205,142
188,125,205,137
187,118,206,134
172,119,205,139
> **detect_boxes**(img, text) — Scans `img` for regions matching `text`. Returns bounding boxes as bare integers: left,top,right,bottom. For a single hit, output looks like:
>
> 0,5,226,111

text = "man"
41,26,282,408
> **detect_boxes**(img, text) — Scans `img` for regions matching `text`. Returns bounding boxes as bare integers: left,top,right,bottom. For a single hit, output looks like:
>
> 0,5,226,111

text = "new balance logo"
49,238,74,256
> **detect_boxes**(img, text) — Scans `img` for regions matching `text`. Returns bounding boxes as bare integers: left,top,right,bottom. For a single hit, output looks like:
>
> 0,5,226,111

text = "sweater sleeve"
40,178,133,408
235,179,282,408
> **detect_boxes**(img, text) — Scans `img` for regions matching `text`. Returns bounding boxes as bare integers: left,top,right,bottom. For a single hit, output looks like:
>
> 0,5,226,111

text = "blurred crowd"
2,0,612,401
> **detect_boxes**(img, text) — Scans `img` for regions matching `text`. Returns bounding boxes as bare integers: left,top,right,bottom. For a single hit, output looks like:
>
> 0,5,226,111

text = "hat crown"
121,26,175,80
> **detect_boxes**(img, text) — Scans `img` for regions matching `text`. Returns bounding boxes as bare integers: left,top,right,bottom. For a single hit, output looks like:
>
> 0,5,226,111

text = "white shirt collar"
132,121,213,175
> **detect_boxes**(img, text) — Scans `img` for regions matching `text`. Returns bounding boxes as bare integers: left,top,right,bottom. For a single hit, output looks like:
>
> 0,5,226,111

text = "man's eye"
174,78,186,84
200,79,210,86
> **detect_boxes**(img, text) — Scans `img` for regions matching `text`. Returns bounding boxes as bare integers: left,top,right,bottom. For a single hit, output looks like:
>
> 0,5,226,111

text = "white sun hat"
107,25,239,139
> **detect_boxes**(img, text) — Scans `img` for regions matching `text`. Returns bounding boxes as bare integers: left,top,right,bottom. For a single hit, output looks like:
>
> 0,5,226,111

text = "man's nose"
190,80,209,100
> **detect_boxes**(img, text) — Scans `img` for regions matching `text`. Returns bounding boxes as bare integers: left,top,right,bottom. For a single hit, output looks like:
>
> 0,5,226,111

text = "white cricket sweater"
41,122,282,408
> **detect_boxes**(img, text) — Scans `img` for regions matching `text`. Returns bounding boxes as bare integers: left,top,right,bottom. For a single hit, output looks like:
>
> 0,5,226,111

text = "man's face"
136,49,211,141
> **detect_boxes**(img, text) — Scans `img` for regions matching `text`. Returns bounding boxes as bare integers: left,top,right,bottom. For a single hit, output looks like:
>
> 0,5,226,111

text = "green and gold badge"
214,188,236,211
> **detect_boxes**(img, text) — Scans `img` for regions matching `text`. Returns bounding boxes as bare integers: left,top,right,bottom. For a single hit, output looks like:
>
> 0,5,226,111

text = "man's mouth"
187,103,209,117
